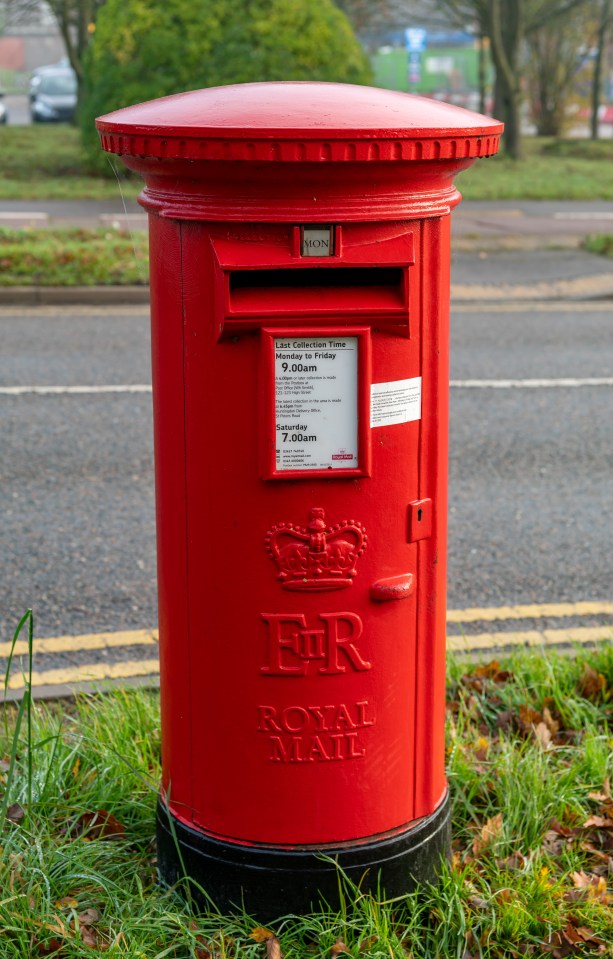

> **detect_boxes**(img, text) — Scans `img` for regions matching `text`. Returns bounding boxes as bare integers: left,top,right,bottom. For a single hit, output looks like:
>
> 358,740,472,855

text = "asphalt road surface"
1,290,612,649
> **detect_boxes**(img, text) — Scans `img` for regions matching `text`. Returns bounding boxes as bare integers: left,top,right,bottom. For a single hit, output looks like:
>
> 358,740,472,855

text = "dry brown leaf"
473,736,490,761
534,722,552,749
72,809,125,840
574,925,606,946
6,802,25,823
55,897,78,910
472,812,503,856
542,707,560,736
467,894,490,911
548,818,578,838
71,908,106,951
473,660,513,683
266,935,282,959
518,704,543,734
495,709,516,732
499,850,527,870
77,908,100,925
577,664,608,702
358,936,378,953
570,871,610,903
494,888,515,904
32,937,65,957
584,814,613,829
331,939,351,956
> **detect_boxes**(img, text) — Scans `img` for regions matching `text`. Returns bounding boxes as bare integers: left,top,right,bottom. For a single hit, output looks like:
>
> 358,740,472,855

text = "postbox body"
97,83,502,914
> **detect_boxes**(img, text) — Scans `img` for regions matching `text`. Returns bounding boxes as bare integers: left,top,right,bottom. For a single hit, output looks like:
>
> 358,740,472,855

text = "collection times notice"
274,337,358,471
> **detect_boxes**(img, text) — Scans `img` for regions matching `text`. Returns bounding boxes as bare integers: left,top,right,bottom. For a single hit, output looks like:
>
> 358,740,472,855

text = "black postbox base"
156,792,450,918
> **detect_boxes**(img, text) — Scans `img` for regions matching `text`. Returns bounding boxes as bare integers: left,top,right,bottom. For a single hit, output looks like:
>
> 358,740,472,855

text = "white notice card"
275,337,358,471
370,377,422,428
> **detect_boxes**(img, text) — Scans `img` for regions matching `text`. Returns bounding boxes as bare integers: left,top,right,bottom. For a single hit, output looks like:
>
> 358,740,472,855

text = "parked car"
30,67,77,123
0,92,8,124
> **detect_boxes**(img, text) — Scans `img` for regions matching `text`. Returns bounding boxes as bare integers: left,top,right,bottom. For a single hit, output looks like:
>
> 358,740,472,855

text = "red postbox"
97,83,502,915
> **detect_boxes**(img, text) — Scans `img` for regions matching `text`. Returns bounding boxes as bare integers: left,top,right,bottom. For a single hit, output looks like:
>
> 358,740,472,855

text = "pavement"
1,199,613,305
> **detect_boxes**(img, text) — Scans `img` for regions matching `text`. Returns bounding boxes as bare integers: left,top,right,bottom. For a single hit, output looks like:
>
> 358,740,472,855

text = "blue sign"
405,27,428,53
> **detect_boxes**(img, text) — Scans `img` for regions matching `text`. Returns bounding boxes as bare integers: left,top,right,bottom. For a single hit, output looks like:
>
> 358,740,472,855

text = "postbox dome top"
97,81,502,163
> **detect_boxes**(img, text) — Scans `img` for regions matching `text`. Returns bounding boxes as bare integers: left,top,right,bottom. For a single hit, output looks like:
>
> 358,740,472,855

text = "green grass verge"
2,615,612,958
458,137,613,201
583,234,613,259
1,126,613,201
0,222,609,289
0,227,148,286
0,126,139,201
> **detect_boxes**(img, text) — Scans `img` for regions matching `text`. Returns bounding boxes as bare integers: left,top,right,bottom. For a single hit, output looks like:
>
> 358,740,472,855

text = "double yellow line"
447,601,613,652
2,603,611,694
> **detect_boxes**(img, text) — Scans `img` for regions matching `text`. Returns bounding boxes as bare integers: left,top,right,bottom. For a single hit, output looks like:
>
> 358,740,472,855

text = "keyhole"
417,508,423,523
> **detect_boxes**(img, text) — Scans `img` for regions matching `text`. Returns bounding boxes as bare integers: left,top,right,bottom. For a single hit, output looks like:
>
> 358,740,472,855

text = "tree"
1,0,105,106
80,0,372,169
590,0,612,137
46,0,105,91
526,6,589,135
435,0,589,158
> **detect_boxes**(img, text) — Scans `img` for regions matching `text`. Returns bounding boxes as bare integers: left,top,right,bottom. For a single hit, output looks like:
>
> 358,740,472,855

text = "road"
1,290,612,618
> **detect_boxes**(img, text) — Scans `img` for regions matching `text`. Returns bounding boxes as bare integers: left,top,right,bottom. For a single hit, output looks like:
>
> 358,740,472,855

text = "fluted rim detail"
99,132,501,163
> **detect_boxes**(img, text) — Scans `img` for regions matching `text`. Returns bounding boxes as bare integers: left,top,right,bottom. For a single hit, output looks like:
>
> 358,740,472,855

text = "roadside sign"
405,27,427,53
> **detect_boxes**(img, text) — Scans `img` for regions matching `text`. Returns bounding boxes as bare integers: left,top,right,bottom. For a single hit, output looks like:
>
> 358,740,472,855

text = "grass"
457,137,613,201
1,125,613,202
2,612,612,958
0,227,148,286
0,126,139,202
584,234,613,259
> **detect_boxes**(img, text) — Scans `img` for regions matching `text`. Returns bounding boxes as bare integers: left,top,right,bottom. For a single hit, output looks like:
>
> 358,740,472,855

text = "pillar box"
97,83,502,916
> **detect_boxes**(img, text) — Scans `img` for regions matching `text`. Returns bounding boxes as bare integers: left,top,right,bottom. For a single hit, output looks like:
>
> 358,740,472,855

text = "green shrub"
80,0,372,172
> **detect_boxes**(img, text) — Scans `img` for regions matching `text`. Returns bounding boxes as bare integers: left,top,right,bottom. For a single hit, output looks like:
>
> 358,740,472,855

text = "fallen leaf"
577,663,608,702
266,935,282,959
71,809,125,840
71,909,106,950
6,802,25,823
468,894,490,911
474,661,513,683
499,850,527,870
494,888,515,904
518,704,543,734
542,706,560,736
55,897,78,910
32,937,65,957
569,871,611,903
472,812,503,856
77,908,100,925
584,815,613,829
534,722,552,749
331,939,351,955
358,936,378,953
473,736,490,761
574,925,606,946
251,927,275,943
495,709,516,732
588,778,611,802
548,818,578,838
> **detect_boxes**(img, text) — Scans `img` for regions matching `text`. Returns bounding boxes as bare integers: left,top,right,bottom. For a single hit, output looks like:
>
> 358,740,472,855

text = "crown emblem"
265,508,367,591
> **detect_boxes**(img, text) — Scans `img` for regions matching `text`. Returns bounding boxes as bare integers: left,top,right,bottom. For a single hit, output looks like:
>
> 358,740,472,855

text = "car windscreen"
38,74,77,96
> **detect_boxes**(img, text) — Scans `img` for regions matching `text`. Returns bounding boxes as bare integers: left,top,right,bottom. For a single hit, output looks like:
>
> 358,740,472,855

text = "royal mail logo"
265,507,367,591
